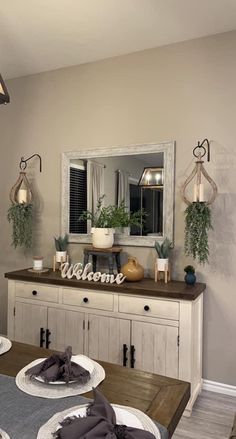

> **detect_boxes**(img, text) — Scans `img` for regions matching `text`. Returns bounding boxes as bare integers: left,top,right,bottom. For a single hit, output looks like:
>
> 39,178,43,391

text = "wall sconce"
10,154,42,204
138,167,164,189
181,139,217,205
0,74,10,105
8,154,42,249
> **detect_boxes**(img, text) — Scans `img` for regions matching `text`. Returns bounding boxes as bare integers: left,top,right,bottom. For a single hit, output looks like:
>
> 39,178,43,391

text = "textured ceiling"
1,0,236,79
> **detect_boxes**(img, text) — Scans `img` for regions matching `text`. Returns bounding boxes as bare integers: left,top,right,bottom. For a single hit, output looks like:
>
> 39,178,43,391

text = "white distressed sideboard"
6,269,205,415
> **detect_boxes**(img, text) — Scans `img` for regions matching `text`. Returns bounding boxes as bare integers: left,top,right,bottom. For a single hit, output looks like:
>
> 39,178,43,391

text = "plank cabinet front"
7,278,203,415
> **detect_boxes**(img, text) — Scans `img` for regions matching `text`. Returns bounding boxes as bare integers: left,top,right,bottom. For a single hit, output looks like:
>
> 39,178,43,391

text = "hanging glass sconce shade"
0,74,10,105
181,139,217,206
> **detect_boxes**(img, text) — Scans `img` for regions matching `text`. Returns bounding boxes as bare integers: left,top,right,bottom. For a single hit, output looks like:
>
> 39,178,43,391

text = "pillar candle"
193,183,204,202
18,188,27,203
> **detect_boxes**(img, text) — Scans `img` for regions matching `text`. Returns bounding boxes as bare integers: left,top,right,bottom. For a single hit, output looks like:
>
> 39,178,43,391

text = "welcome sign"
61,262,126,284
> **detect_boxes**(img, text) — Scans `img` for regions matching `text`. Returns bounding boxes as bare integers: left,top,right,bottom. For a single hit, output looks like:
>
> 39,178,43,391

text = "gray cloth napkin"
54,388,156,439
25,346,90,384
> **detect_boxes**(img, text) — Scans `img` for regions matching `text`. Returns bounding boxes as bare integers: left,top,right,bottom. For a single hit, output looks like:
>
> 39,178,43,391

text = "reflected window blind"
69,166,87,234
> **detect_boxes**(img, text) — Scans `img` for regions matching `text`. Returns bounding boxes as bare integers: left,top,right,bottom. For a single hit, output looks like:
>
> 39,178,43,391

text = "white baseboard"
202,379,236,397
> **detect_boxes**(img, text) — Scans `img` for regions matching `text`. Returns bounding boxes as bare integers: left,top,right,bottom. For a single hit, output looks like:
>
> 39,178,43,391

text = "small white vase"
157,258,169,271
56,251,67,263
91,228,114,249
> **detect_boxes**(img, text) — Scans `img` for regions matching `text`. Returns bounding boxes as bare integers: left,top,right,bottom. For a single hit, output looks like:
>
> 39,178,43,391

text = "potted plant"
184,201,213,264
54,234,69,263
184,265,196,285
79,196,144,248
7,203,33,249
154,237,173,271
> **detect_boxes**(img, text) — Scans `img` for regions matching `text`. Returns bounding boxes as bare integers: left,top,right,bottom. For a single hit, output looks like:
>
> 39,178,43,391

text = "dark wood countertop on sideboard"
5,268,206,300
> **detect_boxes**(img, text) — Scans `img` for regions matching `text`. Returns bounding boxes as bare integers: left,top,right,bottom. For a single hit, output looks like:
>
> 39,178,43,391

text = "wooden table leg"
92,255,97,272
83,252,89,267
115,253,121,273
108,254,114,275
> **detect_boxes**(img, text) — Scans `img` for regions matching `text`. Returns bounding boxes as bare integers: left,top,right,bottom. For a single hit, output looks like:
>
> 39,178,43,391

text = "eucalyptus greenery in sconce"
7,203,33,248
184,201,213,264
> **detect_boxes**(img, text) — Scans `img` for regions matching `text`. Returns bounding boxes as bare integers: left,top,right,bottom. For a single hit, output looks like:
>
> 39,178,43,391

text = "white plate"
0,428,10,439
33,355,94,385
0,337,2,345
61,405,144,429
37,403,161,438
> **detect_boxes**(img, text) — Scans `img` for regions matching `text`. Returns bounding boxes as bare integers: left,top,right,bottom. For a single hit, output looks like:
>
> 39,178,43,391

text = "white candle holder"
33,256,43,271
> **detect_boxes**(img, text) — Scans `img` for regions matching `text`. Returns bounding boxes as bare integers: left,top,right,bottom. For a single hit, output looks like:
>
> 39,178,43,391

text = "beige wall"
1,30,236,386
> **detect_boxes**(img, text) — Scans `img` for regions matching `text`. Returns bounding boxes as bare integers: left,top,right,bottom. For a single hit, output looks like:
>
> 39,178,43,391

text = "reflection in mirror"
69,153,164,237
62,142,175,247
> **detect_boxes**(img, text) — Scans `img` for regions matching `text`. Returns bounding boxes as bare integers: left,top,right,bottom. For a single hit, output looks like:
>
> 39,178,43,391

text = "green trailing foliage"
184,265,195,274
184,201,213,264
54,234,69,251
79,195,145,229
7,203,33,249
154,237,173,258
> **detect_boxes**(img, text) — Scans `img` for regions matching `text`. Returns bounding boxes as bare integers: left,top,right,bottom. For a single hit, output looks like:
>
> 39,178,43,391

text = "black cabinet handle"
32,290,38,296
123,344,128,367
83,297,89,303
45,329,51,349
130,345,135,368
40,327,45,347
144,305,150,311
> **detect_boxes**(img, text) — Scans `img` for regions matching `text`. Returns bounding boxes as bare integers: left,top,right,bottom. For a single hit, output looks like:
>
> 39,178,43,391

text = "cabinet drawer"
62,289,114,311
15,282,59,303
118,295,179,320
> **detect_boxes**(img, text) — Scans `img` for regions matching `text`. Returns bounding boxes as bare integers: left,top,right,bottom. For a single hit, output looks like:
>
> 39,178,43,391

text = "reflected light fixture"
138,167,164,188
0,73,10,105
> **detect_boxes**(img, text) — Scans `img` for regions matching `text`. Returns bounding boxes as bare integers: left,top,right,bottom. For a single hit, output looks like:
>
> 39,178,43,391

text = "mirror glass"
62,142,175,247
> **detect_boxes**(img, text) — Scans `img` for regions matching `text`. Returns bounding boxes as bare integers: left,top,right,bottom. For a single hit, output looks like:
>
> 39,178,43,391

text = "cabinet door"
132,321,179,379
14,302,47,346
87,314,130,365
48,308,85,354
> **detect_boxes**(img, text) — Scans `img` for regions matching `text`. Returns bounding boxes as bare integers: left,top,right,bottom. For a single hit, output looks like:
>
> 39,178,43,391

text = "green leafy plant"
184,265,195,274
154,237,173,258
79,196,145,229
54,234,69,251
184,201,213,264
7,203,33,248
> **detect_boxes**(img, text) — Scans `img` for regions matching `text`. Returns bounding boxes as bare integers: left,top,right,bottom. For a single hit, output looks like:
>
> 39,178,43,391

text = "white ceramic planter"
56,251,67,263
91,228,114,249
157,258,169,271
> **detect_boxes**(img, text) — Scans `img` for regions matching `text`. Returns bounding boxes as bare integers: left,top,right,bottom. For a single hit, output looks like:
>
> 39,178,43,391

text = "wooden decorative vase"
121,257,144,282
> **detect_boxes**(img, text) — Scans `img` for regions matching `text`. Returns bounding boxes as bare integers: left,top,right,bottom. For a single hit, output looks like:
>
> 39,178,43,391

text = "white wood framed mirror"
61,141,175,247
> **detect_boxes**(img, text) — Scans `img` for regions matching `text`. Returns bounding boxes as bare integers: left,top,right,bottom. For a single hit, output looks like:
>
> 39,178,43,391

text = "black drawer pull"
40,327,45,347
46,329,51,349
144,305,150,311
123,344,128,367
130,345,135,368
83,297,89,303
32,290,38,296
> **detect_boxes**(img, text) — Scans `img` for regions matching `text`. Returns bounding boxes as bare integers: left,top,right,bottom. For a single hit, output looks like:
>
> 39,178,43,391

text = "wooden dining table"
0,341,190,437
